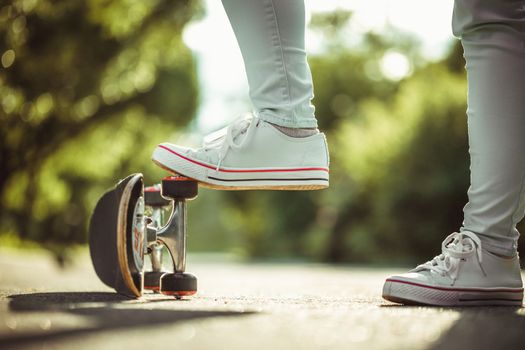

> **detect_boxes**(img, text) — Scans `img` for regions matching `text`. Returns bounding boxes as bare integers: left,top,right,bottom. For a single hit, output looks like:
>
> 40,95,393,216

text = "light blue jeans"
221,0,316,128
222,0,525,256
453,0,525,256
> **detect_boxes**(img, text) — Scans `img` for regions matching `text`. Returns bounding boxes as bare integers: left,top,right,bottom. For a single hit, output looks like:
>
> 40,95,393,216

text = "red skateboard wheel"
160,272,197,298
161,177,198,200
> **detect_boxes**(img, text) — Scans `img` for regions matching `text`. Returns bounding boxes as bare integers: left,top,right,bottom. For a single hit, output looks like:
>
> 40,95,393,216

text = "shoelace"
201,114,259,171
414,231,486,282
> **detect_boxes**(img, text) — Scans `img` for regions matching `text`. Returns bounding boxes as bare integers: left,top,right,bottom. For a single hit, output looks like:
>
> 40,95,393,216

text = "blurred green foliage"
2,4,523,265
189,12,513,265
188,12,476,265
0,0,202,255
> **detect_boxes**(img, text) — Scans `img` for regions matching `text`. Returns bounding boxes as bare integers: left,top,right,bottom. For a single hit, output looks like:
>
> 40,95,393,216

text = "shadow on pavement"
428,306,525,350
3,292,255,348
382,304,525,350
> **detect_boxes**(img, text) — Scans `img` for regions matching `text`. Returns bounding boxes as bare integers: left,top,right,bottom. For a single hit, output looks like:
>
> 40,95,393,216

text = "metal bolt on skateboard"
88,173,198,299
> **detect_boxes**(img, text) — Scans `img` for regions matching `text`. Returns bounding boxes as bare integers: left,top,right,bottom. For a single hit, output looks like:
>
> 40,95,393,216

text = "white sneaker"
152,114,330,190
382,231,523,306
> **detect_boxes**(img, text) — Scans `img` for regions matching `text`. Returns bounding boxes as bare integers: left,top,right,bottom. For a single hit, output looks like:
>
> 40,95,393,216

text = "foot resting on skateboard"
382,231,524,306
151,114,330,190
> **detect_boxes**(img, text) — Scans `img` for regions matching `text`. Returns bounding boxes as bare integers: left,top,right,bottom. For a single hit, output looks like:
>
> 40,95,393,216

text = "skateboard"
88,173,198,298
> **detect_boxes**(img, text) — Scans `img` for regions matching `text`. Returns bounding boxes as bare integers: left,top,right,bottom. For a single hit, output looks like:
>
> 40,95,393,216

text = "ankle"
487,250,518,259
269,122,319,138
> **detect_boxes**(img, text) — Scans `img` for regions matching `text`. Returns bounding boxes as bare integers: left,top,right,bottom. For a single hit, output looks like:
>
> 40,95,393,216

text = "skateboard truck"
142,184,168,292
146,177,198,297
89,173,198,299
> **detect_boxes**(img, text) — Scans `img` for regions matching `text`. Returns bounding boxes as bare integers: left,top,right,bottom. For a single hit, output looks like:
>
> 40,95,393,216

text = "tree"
0,0,201,256
194,13,471,264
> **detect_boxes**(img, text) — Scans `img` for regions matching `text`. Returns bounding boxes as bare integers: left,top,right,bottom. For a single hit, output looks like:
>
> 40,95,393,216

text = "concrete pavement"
1,248,525,350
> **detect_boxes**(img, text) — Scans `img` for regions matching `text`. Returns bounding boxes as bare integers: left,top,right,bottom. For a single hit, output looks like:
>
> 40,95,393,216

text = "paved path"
1,248,524,350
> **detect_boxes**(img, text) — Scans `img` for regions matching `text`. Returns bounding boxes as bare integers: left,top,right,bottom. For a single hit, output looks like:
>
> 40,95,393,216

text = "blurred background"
2,0,524,266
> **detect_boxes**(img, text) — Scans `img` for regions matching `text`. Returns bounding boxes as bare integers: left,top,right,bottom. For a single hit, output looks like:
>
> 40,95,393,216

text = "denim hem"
257,113,318,128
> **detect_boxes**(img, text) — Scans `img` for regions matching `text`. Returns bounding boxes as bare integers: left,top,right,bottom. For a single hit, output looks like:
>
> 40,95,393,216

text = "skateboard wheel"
144,185,171,207
160,272,197,297
144,271,167,292
161,176,198,200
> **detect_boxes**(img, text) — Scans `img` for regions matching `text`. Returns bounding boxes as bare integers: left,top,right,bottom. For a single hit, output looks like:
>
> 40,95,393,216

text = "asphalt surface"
1,248,525,350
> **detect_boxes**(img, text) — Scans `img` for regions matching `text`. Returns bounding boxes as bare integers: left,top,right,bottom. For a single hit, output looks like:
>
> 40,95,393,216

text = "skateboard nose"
90,173,199,299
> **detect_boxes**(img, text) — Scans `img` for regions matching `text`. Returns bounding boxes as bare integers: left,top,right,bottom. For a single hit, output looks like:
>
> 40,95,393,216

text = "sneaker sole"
382,279,524,306
152,145,329,191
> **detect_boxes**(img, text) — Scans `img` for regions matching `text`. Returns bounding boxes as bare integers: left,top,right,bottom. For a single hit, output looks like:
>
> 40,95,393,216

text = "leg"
454,0,525,257
221,0,316,128
382,0,525,306
152,0,329,190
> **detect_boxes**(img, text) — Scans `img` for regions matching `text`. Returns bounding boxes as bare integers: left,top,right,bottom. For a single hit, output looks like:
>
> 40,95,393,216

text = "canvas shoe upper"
152,114,330,190
382,231,523,306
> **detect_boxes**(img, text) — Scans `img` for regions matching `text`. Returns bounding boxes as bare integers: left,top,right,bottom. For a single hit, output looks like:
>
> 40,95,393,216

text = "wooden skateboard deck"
89,173,145,298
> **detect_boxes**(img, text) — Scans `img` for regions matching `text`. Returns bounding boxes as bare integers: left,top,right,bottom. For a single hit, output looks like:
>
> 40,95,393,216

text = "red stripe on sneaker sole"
208,176,328,182
386,279,524,293
158,145,329,173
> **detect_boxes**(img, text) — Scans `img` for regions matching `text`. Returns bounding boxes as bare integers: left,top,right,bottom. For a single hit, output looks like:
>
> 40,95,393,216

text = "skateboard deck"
89,173,145,298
